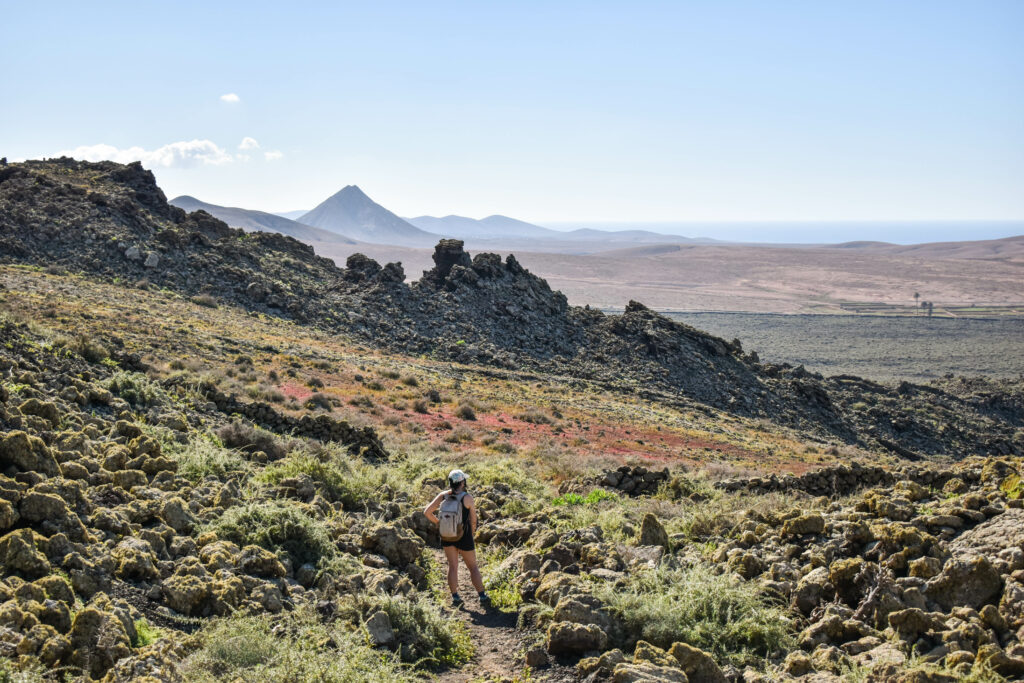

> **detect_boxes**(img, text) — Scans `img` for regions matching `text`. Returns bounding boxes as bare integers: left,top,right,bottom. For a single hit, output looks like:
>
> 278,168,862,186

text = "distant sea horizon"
539,220,1024,245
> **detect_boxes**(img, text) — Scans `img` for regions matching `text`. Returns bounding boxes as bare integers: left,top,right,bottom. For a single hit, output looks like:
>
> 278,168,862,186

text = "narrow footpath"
432,549,575,683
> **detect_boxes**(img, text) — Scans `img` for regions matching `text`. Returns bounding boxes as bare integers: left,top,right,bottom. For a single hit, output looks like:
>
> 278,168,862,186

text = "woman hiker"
424,469,491,607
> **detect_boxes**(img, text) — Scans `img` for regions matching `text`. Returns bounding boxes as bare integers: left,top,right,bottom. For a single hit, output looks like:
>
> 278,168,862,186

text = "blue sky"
2,1,1022,237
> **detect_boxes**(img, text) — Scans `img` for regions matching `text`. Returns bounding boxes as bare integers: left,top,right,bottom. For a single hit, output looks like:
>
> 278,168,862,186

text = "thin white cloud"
220,93,240,103
264,150,284,161
58,140,234,168
239,137,260,151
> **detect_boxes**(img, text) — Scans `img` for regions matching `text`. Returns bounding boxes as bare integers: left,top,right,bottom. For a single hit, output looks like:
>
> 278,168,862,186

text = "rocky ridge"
1,157,1021,460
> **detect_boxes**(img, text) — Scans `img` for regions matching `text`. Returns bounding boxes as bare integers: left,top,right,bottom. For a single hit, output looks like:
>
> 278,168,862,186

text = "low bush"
257,452,380,508
167,436,250,482
181,605,418,682
104,371,170,408
594,563,795,665
205,500,335,567
303,393,333,411
453,403,476,420
216,420,288,460
54,333,109,363
132,619,161,647
339,592,473,667
191,294,218,308
518,409,555,425
552,489,618,507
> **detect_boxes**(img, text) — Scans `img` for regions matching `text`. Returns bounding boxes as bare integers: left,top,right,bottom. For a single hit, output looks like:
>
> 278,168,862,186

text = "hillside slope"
0,158,1020,459
169,195,357,244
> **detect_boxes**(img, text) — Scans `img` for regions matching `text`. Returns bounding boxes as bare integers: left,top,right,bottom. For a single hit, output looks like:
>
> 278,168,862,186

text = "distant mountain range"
170,196,357,244
407,214,561,240
296,186,437,247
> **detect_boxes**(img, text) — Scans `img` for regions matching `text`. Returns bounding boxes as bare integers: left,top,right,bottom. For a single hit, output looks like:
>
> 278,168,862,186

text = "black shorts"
441,531,475,552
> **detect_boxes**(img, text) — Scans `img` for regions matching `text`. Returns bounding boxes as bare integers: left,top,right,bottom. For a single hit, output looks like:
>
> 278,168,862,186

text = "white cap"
448,469,467,483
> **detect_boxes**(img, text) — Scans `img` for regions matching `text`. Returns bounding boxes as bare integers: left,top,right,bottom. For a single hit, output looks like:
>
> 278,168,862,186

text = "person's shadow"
462,602,517,630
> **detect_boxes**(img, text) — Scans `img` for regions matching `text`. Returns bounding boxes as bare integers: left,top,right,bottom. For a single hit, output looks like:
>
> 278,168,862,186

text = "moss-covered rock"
0,431,60,476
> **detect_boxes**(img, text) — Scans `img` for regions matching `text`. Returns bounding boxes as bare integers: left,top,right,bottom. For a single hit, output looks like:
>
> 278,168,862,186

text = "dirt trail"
433,549,575,683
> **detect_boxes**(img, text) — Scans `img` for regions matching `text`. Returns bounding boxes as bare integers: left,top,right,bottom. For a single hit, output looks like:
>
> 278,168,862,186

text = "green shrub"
552,489,618,507
481,547,523,609
181,605,418,682
453,403,476,420
339,593,473,667
257,453,379,508
216,420,288,460
132,619,161,647
104,371,169,408
0,659,48,682
594,564,795,665
205,500,335,567
167,437,250,482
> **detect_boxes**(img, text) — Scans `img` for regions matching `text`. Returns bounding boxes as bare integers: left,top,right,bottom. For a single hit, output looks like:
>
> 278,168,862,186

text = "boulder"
365,610,394,646
112,469,148,490
0,431,60,476
159,496,195,532
668,642,727,683
793,566,831,615
536,572,577,607
999,578,1024,629
0,499,19,530
237,545,287,578
783,651,813,676
17,399,60,426
546,621,608,654
162,571,212,616
68,606,131,678
112,537,160,581
633,641,676,667
638,513,669,548
782,512,825,536
887,608,945,640
926,555,1002,610
829,557,866,606
0,528,50,578
950,508,1024,558
553,596,611,630
361,523,424,566
18,490,69,523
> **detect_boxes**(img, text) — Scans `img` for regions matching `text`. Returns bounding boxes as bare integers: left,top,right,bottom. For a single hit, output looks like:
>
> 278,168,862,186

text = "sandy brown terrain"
313,237,1024,314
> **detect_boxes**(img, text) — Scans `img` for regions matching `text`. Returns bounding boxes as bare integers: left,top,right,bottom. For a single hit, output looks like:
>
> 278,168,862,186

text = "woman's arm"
423,492,445,525
464,494,478,535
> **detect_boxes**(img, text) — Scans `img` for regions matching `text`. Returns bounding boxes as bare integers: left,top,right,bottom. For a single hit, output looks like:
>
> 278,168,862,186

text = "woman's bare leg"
459,549,485,593
443,545,460,594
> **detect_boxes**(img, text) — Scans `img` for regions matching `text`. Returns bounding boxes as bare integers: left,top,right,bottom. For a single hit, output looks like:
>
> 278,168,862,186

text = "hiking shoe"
451,594,463,607
478,593,491,606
